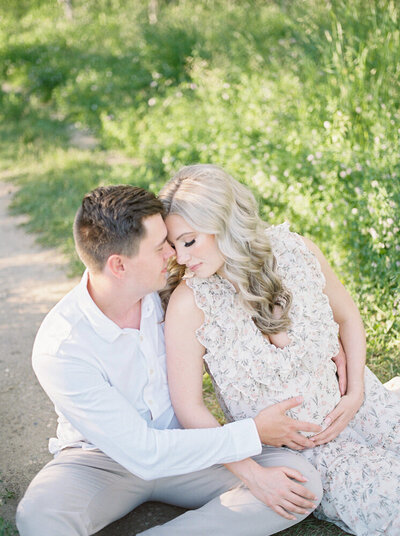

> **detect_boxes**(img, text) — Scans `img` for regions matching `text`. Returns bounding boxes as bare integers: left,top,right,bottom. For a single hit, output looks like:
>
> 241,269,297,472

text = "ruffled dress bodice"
186,223,341,431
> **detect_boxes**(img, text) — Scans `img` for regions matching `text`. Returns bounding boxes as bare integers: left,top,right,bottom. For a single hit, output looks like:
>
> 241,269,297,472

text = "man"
16,185,325,535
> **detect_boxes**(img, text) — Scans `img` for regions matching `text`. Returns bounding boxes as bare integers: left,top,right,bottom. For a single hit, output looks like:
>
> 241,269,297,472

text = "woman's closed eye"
184,239,195,248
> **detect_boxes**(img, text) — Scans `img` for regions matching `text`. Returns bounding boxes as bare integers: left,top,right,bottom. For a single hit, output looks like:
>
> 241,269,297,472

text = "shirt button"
149,369,154,375
140,335,144,342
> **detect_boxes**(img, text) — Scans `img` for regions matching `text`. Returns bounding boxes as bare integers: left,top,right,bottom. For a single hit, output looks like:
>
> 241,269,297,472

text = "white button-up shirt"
32,272,261,480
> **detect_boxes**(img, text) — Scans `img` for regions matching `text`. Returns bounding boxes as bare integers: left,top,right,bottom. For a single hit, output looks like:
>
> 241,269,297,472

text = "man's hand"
310,392,363,446
242,464,318,520
253,397,321,450
332,340,347,396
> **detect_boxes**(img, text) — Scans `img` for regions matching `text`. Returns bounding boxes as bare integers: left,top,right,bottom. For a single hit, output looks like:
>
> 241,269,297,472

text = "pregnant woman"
160,163,400,535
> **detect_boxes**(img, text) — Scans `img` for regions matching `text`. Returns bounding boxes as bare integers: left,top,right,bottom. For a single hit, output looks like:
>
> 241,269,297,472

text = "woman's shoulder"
168,280,197,310
266,221,296,241
166,280,204,327
266,224,326,287
183,274,235,317
266,222,302,252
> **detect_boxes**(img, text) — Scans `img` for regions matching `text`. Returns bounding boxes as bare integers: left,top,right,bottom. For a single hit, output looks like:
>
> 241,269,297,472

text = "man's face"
123,214,174,295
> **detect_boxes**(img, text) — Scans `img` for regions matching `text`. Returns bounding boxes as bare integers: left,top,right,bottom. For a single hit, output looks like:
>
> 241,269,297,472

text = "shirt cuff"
226,418,262,460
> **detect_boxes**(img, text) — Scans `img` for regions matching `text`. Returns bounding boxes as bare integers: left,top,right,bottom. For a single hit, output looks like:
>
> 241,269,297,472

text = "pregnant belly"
223,366,341,437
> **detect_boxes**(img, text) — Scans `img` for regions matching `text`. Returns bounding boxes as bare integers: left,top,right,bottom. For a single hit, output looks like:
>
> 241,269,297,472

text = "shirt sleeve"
33,351,261,480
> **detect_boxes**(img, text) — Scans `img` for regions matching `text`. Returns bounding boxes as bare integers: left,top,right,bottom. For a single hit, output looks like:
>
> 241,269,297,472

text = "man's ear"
106,254,126,279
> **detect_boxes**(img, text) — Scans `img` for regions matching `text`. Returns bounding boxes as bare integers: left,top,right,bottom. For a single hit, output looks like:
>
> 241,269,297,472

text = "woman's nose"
176,247,189,265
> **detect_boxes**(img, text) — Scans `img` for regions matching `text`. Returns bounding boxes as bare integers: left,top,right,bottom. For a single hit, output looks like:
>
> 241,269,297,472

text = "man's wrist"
226,458,258,486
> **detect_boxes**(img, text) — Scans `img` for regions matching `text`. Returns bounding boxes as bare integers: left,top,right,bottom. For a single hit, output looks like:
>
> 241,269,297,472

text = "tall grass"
1,0,398,380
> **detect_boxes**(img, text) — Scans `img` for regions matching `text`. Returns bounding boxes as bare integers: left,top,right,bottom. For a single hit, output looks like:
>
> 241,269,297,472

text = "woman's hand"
238,462,318,520
310,392,364,446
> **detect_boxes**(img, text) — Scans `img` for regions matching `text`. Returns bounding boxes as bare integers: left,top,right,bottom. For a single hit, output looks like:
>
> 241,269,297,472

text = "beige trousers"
16,446,322,536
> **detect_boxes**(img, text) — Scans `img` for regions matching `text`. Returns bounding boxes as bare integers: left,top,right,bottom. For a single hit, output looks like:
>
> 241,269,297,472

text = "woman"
159,164,400,536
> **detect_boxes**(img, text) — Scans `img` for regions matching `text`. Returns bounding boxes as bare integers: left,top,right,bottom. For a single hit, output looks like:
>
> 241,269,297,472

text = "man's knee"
301,460,323,507
287,453,323,508
16,493,86,536
258,448,323,509
16,495,49,536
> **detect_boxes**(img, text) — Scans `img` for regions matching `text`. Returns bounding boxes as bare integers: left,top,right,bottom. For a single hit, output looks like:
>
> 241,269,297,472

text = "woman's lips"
188,263,202,271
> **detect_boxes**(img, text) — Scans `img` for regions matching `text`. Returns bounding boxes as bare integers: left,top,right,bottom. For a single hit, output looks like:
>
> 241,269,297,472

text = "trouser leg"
138,447,323,536
16,448,153,536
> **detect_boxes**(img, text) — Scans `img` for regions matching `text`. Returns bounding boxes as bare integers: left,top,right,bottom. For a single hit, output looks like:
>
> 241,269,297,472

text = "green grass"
0,518,17,536
0,483,17,536
0,1,399,533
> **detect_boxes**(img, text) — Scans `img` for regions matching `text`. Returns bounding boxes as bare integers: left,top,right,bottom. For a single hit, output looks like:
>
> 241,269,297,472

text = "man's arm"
33,350,261,481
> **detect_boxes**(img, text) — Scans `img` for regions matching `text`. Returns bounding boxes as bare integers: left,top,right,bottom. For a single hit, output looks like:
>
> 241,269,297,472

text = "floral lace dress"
186,223,400,536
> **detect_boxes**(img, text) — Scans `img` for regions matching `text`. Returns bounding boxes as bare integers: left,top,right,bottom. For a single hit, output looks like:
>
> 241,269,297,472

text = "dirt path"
0,181,78,524
0,180,183,534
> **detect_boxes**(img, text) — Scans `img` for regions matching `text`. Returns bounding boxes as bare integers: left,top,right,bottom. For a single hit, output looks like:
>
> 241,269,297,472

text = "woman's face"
165,214,225,278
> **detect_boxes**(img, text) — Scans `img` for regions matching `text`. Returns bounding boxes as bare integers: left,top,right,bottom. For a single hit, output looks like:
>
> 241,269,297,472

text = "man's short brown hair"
73,184,164,272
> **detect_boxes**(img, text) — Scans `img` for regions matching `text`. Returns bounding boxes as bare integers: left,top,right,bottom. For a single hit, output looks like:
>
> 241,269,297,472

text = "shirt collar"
77,270,155,343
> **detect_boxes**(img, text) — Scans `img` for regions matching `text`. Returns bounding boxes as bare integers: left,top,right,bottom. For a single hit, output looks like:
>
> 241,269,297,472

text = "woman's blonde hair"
159,164,292,335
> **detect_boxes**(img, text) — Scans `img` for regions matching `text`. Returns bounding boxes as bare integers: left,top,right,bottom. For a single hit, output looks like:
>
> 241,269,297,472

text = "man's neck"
87,272,144,330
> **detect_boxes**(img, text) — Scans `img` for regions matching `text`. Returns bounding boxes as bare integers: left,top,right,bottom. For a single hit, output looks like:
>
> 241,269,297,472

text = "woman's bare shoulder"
166,280,203,324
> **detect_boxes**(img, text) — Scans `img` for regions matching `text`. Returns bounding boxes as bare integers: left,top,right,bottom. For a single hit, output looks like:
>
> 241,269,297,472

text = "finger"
312,433,334,446
273,505,296,521
311,411,342,439
280,499,312,516
278,395,304,412
288,432,318,449
323,404,344,425
312,423,343,445
294,420,322,433
280,467,308,482
285,441,305,451
284,492,316,510
289,481,319,501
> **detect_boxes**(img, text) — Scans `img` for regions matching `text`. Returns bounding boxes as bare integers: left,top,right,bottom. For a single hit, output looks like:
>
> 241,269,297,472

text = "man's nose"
164,242,175,260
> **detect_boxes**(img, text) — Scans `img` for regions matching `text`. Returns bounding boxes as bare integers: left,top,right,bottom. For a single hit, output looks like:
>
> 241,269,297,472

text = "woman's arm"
165,281,318,519
301,237,365,445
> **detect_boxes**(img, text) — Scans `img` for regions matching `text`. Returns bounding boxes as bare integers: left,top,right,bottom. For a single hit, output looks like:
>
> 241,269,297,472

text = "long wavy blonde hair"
159,164,292,335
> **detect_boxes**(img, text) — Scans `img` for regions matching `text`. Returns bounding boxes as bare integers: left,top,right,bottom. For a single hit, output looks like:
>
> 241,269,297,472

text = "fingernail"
296,396,303,402
324,417,332,426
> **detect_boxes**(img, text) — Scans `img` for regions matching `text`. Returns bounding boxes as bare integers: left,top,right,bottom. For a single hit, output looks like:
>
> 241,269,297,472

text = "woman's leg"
138,447,323,536
309,437,400,536
348,367,400,453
